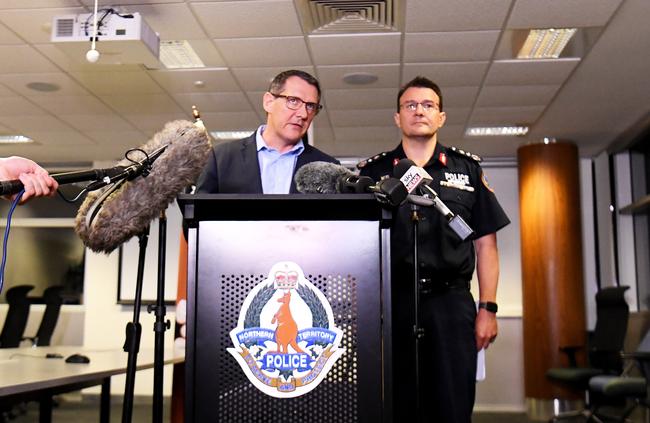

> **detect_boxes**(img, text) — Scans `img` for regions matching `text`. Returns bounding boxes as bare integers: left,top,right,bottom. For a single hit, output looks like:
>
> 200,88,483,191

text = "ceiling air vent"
297,0,401,34
55,18,75,37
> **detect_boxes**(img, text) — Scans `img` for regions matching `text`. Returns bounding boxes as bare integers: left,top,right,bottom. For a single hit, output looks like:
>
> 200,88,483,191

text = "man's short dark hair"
268,70,321,102
397,76,443,112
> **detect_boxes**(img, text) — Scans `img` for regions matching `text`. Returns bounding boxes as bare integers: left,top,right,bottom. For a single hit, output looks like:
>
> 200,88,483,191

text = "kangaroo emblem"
272,291,305,354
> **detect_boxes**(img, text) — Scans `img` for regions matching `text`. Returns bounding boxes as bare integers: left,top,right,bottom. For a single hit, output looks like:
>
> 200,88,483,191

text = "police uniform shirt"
359,142,510,284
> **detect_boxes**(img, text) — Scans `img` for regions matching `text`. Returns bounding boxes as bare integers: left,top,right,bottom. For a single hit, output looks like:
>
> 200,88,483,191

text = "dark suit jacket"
196,133,339,194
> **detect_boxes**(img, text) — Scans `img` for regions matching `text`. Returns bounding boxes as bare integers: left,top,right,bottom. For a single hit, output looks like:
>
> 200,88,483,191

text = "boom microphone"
0,165,134,196
393,159,473,240
75,120,211,253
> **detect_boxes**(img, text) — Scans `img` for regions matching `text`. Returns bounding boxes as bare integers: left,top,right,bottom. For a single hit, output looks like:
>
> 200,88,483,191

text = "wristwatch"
478,301,498,314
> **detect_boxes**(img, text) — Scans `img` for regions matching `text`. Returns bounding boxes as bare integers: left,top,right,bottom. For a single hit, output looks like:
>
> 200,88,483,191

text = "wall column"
517,142,587,417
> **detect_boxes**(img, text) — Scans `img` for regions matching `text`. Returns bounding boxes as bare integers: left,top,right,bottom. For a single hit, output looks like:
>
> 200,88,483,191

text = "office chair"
588,328,650,422
546,286,630,422
0,285,34,348
22,286,64,347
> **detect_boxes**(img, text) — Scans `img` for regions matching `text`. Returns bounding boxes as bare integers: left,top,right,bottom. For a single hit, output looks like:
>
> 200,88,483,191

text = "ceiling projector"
51,11,160,68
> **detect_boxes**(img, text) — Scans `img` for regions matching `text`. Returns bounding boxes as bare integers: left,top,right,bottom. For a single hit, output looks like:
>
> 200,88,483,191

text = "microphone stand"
122,227,149,423
410,203,425,423
149,210,170,423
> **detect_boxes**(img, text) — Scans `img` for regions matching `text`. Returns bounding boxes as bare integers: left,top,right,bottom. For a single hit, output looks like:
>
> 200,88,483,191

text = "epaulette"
448,146,482,163
356,151,389,169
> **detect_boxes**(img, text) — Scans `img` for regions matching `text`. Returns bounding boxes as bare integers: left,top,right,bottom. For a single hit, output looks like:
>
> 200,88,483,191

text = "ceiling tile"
406,0,512,32
404,31,500,62
32,95,112,115
71,71,163,95
484,59,580,86
171,92,253,113
507,0,624,29
476,85,560,107
124,114,192,133
148,68,238,93
186,39,226,68
437,124,466,140
244,91,266,118
84,130,148,148
120,3,207,40
79,0,179,4
440,86,480,108
33,44,146,73
0,96,46,116
3,114,74,132
442,107,472,125
0,1,83,8
325,88,395,110
316,64,399,89
59,114,137,131
231,66,315,91
330,109,395,127
99,93,185,115
0,45,59,73
0,6,85,44
334,126,400,144
469,105,546,124
0,72,89,97
452,138,526,158
215,37,311,68
200,111,261,131
21,129,94,146
0,83,15,97
403,62,489,86
192,1,302,39
0,22,22,44
309,33,400,65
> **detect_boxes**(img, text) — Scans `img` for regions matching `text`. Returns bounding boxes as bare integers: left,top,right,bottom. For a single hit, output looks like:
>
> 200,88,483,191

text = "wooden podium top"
177,194,391,224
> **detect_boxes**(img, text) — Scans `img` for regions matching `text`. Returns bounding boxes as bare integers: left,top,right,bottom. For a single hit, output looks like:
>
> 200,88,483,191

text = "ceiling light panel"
517,28,577,59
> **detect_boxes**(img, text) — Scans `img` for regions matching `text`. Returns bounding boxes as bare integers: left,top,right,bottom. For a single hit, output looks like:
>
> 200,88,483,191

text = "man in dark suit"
196,70,338,194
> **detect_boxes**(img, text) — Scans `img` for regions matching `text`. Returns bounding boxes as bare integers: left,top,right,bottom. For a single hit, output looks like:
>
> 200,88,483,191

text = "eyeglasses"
270,93,322,115
400,101,440,113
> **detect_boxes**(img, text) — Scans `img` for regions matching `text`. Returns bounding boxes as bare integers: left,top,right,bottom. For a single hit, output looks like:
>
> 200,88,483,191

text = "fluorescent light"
0,135,33,144
465,126,529,137
159,40,205,69
517,28,577,59
210,130,255,140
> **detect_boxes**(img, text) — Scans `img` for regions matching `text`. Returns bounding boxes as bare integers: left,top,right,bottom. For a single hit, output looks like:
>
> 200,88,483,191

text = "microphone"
337,174,407,207
294,161,353,194
74,120,211,253
393,159,473,241
294,161,407,207
0,166,137,196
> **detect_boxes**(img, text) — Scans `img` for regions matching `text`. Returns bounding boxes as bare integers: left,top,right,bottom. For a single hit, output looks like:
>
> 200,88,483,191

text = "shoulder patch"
448,146,482,163
356,151,389,169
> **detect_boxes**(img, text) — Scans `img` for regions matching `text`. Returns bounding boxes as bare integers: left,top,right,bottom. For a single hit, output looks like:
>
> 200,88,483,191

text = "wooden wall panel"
518,142,586,399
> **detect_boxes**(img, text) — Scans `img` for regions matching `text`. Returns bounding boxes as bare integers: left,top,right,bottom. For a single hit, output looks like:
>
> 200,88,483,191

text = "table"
0,346,184,423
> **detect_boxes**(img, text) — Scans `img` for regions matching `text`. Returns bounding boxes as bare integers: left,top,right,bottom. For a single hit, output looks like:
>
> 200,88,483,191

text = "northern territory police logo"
227,261,345,398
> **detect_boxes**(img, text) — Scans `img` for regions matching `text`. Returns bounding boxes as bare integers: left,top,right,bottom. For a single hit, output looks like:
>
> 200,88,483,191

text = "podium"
178,194,393,423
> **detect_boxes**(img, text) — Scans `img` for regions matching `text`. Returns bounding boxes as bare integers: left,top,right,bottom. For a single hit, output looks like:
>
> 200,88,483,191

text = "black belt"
418,277,470,294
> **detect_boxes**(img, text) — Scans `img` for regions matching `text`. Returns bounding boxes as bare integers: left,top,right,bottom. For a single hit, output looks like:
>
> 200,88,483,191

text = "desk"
0,346,184,423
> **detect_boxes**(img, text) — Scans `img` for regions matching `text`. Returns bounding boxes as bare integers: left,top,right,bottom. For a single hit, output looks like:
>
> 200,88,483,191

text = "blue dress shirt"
255,125,305,194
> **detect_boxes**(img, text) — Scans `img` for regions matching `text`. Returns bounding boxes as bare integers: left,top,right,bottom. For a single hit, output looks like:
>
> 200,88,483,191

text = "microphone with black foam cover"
74,120,211,253
294,161,407,207
294,161,354,194
393,158,473,240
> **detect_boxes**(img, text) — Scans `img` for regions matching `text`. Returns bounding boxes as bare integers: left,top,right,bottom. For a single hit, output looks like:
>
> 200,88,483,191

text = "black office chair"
546,286,630,422
0,285,34,348
588,328,650,422
22,286,64,347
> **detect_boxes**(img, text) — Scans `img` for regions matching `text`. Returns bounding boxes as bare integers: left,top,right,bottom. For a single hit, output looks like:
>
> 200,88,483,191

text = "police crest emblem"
227,261,345,398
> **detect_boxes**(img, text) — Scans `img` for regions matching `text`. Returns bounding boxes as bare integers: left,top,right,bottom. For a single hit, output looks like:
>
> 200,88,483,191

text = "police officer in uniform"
359,76,510,423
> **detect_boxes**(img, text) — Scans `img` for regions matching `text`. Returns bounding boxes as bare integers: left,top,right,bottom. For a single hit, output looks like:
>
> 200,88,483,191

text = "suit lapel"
240,135,263,193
